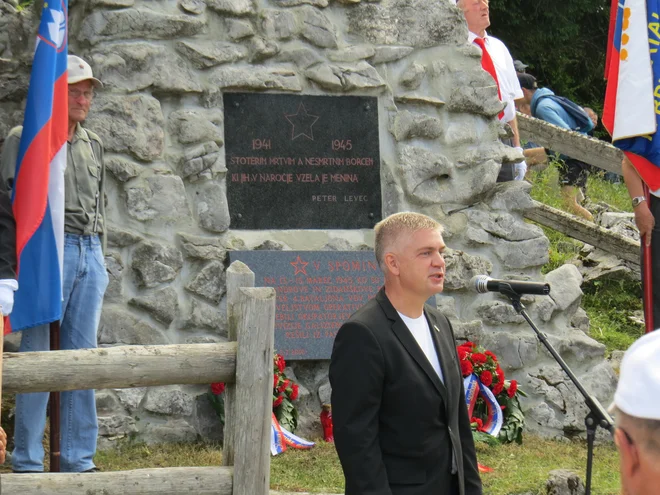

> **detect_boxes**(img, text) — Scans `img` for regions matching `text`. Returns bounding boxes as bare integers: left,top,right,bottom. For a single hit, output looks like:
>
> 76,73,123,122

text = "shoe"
82,467,100,473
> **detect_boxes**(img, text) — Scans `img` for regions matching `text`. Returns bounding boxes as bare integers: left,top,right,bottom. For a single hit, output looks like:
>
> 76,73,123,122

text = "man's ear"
615,428,641,482
384,252,399,276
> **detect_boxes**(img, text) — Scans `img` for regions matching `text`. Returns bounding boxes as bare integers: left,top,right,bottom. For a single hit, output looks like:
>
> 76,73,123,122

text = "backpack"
534,94,592,133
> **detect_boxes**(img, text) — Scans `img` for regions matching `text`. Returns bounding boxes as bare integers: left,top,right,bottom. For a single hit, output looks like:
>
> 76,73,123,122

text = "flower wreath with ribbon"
458,342,525,444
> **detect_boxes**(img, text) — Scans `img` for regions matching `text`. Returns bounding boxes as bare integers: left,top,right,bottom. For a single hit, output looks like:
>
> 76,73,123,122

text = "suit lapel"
426,310,455,406
376,289,448,402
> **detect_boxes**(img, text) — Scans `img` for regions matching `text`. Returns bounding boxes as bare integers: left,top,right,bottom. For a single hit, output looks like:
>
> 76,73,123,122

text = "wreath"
457,341,525,444
209,353,301,432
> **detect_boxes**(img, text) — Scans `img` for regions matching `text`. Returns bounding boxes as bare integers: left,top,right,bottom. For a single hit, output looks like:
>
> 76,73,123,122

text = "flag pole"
643,183,654,333
49,321,60,472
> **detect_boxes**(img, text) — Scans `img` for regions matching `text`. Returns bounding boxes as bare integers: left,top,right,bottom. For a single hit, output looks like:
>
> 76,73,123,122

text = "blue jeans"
12,234,108,472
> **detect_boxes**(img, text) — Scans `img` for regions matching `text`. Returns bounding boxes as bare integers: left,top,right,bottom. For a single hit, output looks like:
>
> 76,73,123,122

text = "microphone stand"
500,285,613,495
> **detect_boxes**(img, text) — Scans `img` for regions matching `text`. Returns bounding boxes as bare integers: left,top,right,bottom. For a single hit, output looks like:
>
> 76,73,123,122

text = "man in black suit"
330,212,482,495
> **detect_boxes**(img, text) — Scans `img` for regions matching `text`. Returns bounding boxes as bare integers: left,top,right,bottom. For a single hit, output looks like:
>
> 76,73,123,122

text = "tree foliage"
489,0,611,114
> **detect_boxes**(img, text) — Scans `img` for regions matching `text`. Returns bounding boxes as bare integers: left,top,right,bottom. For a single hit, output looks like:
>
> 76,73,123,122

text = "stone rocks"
179,0,206,15
132,240,184,288
125,173,192,226
98,307,168,345
545,264,583,311
186,261,227,304
208,66,302,92
104,252,124,303
494,237,550,269
390,110,443,141
546,469,585,495
305,61,386,92
206,0,255,15
105,156,140,182
85,94,165,161
191,393,223,442
347,0,466,48
90,43,202,93
272,0,328,6
115,388,147,413
175,40,248,69
129,286,179,325
107,226,142,248
178,233,228,261
300,7,337,48
442,249,492,291
195,181,231,233
327,45,376,63
168,109,223,146
475,300,525,325
79,9,207,45
399,62,426,89
248,36,280,62
97,414,138,438
142,419,198,444
226,19,255,40
371,46,414,64
182,298,227,334
144,387,195,416
261,9,299,40
181,141,224,179
447,70,505,117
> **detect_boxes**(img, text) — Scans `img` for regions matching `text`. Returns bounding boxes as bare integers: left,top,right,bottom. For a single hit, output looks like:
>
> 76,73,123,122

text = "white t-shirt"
398,311,445,383
468,31,523,124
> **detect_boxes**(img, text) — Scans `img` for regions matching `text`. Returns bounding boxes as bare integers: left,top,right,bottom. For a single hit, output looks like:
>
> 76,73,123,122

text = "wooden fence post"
232,286,275,495
223,261,255,468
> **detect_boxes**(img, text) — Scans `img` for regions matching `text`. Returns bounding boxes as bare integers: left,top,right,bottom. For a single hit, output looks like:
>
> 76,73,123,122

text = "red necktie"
473,37,505,120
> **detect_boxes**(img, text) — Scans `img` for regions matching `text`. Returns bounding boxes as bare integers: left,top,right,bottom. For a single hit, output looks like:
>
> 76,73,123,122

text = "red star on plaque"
285,102,320,141
290,255,309,276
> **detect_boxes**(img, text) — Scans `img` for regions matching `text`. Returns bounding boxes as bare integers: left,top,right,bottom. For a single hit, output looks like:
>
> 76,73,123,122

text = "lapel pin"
433,324,440,333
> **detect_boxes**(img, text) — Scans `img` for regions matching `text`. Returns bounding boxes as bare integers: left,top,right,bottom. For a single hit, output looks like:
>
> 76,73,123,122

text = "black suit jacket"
0,187,15,280
330,288,482,495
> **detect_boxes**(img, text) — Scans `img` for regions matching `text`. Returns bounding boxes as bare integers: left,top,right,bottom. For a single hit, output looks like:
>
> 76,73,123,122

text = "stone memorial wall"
0,0,616,445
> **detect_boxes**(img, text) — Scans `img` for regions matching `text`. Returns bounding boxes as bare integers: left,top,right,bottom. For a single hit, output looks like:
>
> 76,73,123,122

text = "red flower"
273,395,284,408
211,382,225,395
495,366,505,384
485,350,498,362
507,380,518,398
457,348,470,361
462,342,476,349
471,353,487,365
275,354,286,373
290,383,299,401
471,417,484,431
460,360,474,377
492,382,504,396
479,370,493,387
273,374,279,389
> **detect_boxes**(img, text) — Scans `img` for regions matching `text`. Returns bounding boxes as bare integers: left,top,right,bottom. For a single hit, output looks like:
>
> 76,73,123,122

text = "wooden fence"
0,261,274,495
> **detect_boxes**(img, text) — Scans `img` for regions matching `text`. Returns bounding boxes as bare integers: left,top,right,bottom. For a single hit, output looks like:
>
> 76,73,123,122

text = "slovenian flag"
603,0,660,191
6,1,68,332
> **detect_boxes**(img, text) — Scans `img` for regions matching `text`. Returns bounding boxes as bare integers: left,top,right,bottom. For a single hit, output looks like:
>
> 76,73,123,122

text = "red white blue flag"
7,1,68,332
604,0,660,191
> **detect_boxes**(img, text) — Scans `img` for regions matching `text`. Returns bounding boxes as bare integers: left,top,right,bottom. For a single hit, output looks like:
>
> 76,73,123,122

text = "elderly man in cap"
611,331,660,495
0,55,107,473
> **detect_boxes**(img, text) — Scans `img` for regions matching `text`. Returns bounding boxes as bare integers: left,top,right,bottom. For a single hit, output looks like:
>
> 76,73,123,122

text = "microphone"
471,275,550,296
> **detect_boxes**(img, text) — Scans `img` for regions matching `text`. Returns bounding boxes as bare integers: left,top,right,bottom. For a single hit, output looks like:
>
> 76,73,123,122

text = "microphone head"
471,275,491,293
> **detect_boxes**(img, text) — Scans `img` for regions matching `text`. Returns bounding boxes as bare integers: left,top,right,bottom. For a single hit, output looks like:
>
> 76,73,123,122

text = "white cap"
611,330,660,420
67,55,103,88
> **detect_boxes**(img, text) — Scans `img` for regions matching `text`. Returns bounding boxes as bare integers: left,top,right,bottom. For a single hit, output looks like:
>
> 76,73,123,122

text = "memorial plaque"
230,250,384,360
224,93,382,229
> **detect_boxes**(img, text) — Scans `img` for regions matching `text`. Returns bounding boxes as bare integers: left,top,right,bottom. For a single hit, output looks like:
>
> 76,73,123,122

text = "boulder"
98,307,168,345
186,260,227,304
168,108,223,146
305,61,386,92
208,66,302,92
390,110,443,141
131,240,183,288
194,181,231,233
299,7,337,48
104,252,124,303
143,387,195,416
125,173,192,225
178,233,228,261
129,286,179,325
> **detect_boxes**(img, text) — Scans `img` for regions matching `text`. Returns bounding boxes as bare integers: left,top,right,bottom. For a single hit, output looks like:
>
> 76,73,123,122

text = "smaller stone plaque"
230,250,384,360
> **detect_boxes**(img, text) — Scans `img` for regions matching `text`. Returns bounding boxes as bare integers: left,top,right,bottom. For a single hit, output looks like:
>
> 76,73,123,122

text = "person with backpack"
517,73,595,221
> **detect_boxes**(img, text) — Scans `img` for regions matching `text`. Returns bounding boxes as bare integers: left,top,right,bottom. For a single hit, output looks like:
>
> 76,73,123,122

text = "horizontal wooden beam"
2,342,237,394
524,200,640,265
517,113,623,175
0,466,233,495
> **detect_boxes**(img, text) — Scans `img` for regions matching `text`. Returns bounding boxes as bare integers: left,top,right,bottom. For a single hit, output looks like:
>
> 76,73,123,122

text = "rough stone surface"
261,9,299,40
85,94,165,162
447,70,504,117
390,110,443,141
104,252,124,303
399,62,426,89
178,233,228,261
494,237,550,269
443,249,492,290
90,43,202,93
168,109,223,146
115,388,147,413
97,414,138,438
125,173,192,226
206,0,255,15
129,287,179,325
105,156,140,182
195,181,231,233
327,45,376,63
186,261,227,304
142,419,198,444
305,61,386,91
182,298,227,334
226,19,255,40
465,209,544,242
371,46,414,64
131,240,184,288
278,47,323,68
107,226,142,248
79,9,207,45
208,66,302,91
272,0,327,6
98,307,168,345
174,40,248,69
347,0,466,48
545,264,583,311
248,37,281,62
179,0,206,14
192,393,223,442
484,181,536,212
299,7,337,49
546,470,585,495
144,387,195,416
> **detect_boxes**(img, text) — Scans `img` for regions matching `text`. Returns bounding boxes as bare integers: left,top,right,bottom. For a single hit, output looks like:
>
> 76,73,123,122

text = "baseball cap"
517,73,537,90
610,330,660,420
514,60,528,72
67,55,103,88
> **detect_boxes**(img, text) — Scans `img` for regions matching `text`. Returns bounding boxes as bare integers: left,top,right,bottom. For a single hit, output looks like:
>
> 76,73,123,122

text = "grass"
527,160,643,354
91,438,621,495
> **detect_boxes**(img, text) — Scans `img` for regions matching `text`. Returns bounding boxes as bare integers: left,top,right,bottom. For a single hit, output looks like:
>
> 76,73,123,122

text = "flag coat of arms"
7,0,68,332
604,0,660,191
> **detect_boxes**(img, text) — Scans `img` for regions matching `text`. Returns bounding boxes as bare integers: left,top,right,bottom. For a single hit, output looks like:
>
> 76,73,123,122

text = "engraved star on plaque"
285,102,320,141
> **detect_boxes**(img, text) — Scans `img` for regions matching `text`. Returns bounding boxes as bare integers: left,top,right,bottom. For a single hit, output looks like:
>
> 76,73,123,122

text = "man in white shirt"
457,0,526,182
